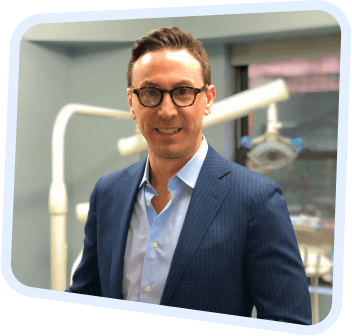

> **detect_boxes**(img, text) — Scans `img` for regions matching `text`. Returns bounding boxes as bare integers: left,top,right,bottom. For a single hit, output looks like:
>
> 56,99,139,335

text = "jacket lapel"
160,146,231,305
110,159,146,299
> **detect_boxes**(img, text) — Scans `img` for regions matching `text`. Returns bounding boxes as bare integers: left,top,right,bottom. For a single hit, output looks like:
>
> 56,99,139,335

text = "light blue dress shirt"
122,137,208,304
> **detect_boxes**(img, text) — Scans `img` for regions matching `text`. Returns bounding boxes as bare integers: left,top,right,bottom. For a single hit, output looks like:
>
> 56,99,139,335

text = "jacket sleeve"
65,178,102,296
244,180,312,325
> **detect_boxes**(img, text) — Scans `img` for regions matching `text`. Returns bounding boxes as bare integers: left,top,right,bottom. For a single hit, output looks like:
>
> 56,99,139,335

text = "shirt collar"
139,136,208,189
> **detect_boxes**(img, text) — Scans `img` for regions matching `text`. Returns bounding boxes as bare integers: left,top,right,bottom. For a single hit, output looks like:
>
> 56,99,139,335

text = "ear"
204,85,216,116
127,88,137,120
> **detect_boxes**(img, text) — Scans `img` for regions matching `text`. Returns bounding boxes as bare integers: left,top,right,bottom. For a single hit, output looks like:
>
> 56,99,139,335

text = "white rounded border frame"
2,1,349,335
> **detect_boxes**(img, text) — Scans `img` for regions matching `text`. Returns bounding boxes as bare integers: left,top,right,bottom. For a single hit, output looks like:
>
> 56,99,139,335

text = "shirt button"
146,286,151,292
152,242,158,248
146,201,151,207
147,183,151,188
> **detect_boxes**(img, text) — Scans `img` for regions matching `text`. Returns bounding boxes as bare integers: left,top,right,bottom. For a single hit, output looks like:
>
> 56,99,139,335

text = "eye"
140,88,161,99
174,87,192,96
147,89,156,97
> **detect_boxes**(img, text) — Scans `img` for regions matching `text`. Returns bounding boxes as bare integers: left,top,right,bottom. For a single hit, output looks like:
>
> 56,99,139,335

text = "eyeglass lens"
139,87,195,107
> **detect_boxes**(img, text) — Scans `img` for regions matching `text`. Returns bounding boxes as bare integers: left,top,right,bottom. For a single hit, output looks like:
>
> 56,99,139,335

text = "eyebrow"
138,80,195,88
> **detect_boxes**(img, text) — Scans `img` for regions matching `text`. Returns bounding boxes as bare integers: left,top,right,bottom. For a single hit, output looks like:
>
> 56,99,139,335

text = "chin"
151,146,189,160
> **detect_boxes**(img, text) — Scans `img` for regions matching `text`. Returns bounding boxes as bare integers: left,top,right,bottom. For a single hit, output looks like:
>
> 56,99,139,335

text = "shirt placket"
139,177,182,304
139,182,160,303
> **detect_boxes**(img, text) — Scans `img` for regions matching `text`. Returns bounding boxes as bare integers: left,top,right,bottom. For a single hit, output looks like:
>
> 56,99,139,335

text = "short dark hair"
127,27,211,88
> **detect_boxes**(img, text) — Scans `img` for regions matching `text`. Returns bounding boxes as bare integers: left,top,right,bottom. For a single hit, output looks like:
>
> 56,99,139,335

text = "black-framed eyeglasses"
131,85,207,107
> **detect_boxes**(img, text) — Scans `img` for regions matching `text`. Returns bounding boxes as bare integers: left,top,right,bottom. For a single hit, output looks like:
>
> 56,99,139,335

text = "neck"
147,156,184,191
148,142,202,190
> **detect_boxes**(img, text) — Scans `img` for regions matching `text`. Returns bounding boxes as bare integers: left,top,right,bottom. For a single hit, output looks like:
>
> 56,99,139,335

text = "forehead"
132,49,202,86
139,49,197,64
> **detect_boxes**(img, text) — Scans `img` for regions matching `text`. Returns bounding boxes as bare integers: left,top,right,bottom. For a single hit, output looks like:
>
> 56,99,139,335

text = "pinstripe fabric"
67,145,311,325
122,137,208,304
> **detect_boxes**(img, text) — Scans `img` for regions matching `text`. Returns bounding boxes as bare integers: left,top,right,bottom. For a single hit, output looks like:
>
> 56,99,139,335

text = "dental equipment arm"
49,104,131,291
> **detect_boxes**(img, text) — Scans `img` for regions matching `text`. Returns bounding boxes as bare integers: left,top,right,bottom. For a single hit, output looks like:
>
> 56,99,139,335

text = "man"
66,27,312,324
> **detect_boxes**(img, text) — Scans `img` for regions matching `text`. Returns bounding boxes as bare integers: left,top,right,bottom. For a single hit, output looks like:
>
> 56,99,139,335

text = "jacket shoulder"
227,159,278,187
207,144,275,184
95,159,146,192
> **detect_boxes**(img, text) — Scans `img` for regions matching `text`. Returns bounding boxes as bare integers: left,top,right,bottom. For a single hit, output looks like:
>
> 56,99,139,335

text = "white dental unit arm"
50,79,290,291
49,104,131,291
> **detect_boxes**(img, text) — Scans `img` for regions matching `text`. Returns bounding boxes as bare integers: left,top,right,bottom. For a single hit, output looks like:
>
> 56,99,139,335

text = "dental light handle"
242,135,304,150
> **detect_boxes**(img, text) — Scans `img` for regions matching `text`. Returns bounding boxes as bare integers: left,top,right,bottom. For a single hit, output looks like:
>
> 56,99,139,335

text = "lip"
154,127,182,129
155,128,182,135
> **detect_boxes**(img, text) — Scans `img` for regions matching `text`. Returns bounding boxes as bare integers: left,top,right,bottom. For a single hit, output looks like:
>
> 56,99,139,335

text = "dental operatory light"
240,103,304,170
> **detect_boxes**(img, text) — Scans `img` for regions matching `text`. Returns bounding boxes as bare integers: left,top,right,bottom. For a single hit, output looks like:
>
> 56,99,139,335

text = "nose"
157,92,178,121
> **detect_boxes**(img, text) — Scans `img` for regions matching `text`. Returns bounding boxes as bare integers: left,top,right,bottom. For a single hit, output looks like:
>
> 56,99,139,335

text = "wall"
12,40,71,288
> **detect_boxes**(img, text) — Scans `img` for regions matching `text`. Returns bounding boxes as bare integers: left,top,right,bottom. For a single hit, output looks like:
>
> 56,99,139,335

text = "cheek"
136,114,152,132
189,109,205,127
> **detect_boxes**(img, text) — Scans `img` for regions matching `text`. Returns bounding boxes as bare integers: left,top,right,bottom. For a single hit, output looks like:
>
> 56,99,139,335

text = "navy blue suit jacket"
67,145,312,324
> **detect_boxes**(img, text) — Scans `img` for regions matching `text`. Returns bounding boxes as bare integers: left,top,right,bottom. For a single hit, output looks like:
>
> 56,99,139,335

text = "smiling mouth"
156,128,182,134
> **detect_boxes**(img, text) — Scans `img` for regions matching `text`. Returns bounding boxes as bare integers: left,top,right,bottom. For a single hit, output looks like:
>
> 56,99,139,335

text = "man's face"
128,49,216,161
